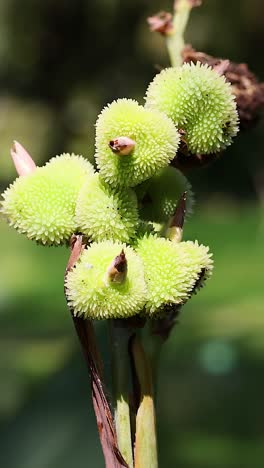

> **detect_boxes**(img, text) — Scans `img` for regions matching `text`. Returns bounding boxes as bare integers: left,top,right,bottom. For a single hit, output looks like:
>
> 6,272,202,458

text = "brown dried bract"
147,11,174,36
213,59,230,76
66,234,85,273
167,191,187,242
182,45,264,129
169,191,187,229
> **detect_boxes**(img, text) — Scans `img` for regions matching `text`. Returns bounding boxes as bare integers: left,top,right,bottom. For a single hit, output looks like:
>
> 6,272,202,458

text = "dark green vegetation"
0,0,263,467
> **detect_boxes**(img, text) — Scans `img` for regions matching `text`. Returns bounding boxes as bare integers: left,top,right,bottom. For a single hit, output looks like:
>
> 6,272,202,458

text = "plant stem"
110,321,134,468
147,308,182,392
166,0,193,67
132,335,158,468
146,335,163,397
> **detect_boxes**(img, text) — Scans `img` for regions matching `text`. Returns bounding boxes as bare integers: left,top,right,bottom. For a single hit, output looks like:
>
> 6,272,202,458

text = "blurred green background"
0,1,263,467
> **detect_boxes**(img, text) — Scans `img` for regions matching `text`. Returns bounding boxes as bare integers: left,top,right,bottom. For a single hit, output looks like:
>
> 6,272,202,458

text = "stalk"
166,0,194,67
132,335,158,468
110,321,134,468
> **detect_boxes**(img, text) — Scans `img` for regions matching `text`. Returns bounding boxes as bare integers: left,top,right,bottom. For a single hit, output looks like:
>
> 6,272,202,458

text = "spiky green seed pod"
1,154,94,245
136,235,188,314
177,240,214,296
65,241,147,319
136,235,213,315
140,166,193,224
145,62,239,154
75,173,139,243
44,153,95,176
95,98,180,187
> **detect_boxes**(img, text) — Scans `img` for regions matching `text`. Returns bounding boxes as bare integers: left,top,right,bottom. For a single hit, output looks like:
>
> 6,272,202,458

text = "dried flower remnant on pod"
65,241,147,320
109,137,136,156
95,98,180,188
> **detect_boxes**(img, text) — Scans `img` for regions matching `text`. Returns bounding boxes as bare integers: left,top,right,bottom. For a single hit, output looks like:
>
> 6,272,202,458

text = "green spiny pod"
139,166,194,225
1,153,94,245
95,98,180,187
176,240,214,297
45,153,94,176
65,241,147,319
76,173,139,243
136,234,213,315
145,62,239,154
136,234,188,314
